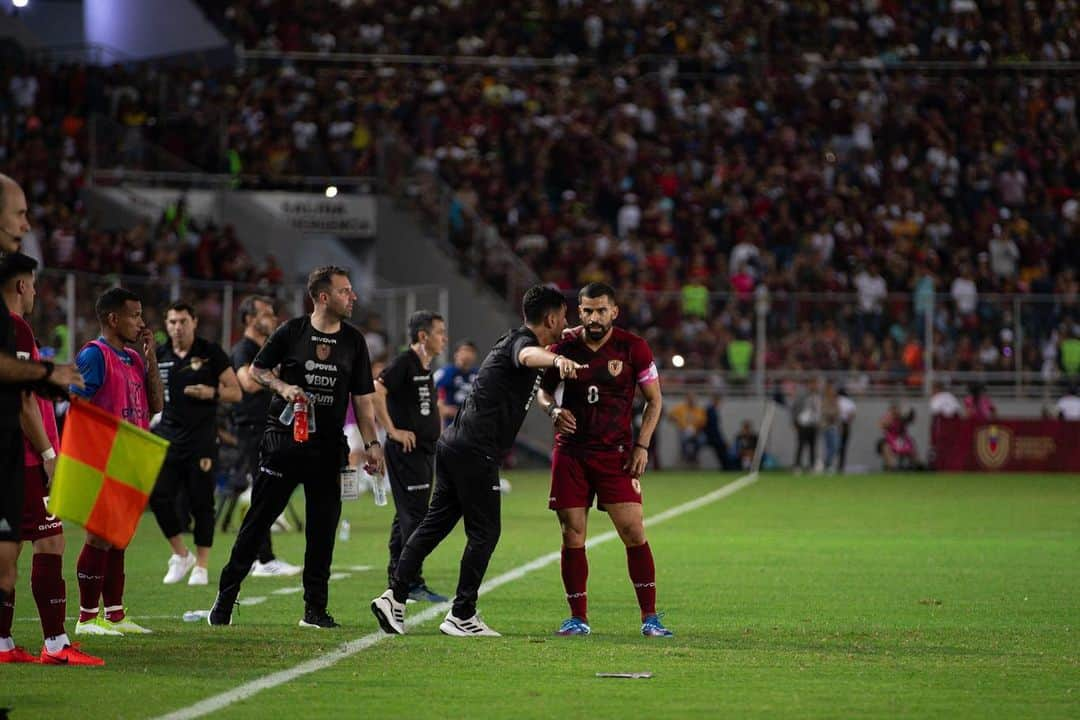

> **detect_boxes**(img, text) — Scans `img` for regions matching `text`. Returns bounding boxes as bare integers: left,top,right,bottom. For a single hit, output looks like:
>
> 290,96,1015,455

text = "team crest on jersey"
199,457,213,472
607,360,623,377
316,343,332,361
189,357,204,371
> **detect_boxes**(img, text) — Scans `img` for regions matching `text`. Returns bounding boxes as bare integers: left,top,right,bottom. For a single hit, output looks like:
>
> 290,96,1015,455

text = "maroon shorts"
549,446,642,511
21,464,63,542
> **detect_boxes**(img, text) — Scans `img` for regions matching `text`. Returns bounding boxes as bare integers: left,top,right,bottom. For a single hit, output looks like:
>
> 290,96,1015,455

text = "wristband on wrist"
40,360,55,381
364,439,381,451
41,447,57,461
547,404,560,418
551,354,559,368
634,442,649,452
212,387,219,401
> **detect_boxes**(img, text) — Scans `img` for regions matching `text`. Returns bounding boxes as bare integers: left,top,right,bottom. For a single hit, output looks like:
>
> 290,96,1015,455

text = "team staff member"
372,310,449,603
0,253,101,665
0,174,83,631
72,287,163,636
230,295,300,577
210,266,384,629
151,302,241,586
372,285,584,637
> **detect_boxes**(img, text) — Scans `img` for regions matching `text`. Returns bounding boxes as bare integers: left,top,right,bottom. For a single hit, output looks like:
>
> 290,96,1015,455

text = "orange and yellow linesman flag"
47,399,169,549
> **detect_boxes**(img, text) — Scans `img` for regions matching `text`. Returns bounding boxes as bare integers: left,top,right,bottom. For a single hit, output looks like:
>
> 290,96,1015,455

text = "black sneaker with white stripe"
208,592,236,626
438,610,501,637
299,606,340,629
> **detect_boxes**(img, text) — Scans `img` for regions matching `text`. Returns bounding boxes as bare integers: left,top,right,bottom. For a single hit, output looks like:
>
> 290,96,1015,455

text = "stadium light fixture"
12,0,30,9
671,354,685,368
325,185,338,198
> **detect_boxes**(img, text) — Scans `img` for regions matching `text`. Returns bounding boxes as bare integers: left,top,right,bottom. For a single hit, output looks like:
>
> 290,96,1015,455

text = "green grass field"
4,471,1079,719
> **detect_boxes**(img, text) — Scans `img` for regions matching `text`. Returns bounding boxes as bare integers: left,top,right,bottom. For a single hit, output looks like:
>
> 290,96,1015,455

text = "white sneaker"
163,553,197,584
370,589,406,634
188,567,209,586
439,611,501,637
74,618,122,636
103,616,153,634
270,513,291,533
251,559,303,577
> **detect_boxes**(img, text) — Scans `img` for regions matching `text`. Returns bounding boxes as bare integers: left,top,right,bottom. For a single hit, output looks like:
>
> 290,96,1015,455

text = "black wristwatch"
40,360,55,381
365,440,381,451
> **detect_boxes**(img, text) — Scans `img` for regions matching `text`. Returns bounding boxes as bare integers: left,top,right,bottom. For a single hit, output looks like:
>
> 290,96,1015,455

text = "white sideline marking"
153,472,759,720
329,572,351,581
236,597,267,606
270,587,303,596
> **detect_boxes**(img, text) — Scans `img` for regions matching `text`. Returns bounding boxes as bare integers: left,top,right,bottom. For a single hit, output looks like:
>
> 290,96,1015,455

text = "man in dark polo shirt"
150,301,241,587
229,295,301,577
372,310,449,603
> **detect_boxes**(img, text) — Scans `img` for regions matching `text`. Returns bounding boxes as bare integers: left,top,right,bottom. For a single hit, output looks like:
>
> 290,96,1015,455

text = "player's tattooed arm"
252,365,303,402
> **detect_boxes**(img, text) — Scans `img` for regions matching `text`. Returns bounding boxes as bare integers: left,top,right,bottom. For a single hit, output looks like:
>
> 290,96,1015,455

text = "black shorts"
0,428,26,543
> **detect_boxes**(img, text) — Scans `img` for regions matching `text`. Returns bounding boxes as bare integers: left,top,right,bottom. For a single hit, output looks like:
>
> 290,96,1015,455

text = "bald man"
0,174,83,640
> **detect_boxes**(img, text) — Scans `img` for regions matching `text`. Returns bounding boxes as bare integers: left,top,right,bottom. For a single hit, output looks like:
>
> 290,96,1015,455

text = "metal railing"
24,268,1076,400
28,270,448,364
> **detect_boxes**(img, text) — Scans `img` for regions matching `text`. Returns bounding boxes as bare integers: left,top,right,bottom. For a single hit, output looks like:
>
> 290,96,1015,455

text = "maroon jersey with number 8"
542,327,659,453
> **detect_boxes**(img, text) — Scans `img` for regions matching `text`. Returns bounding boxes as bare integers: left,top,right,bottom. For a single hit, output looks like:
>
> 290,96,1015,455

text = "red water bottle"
293,395,309,443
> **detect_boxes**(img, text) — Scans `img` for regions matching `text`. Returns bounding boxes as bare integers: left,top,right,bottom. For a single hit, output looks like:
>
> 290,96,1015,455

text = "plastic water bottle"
183,610,210,622
338,519,351,541
293,396,309,443
371,475,388,507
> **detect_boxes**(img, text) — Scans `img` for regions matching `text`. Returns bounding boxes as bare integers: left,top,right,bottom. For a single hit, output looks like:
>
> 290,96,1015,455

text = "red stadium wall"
932,419,1080,472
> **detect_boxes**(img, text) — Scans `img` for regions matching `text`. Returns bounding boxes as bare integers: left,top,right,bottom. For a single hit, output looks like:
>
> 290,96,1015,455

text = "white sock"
44,633,69,654
0,636,15,652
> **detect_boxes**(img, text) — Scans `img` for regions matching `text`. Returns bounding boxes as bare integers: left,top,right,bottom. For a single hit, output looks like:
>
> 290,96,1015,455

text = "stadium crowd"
1,0,1079,380
200,0,1078,64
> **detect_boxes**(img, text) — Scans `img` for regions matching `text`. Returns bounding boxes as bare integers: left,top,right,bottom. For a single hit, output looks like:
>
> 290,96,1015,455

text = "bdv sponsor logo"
305,373,338,388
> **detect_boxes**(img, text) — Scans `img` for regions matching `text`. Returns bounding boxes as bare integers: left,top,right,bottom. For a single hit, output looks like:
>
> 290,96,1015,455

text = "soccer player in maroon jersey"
535,282,672,637
0,252,103,665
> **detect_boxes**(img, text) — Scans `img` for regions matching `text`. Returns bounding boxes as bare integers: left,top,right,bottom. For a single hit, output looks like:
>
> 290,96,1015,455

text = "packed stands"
2,0,1078,384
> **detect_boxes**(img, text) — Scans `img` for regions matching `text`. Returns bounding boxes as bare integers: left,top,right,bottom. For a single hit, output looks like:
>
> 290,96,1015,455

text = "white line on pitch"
153,472,759,720
329,572,351,581
237,597,268,606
